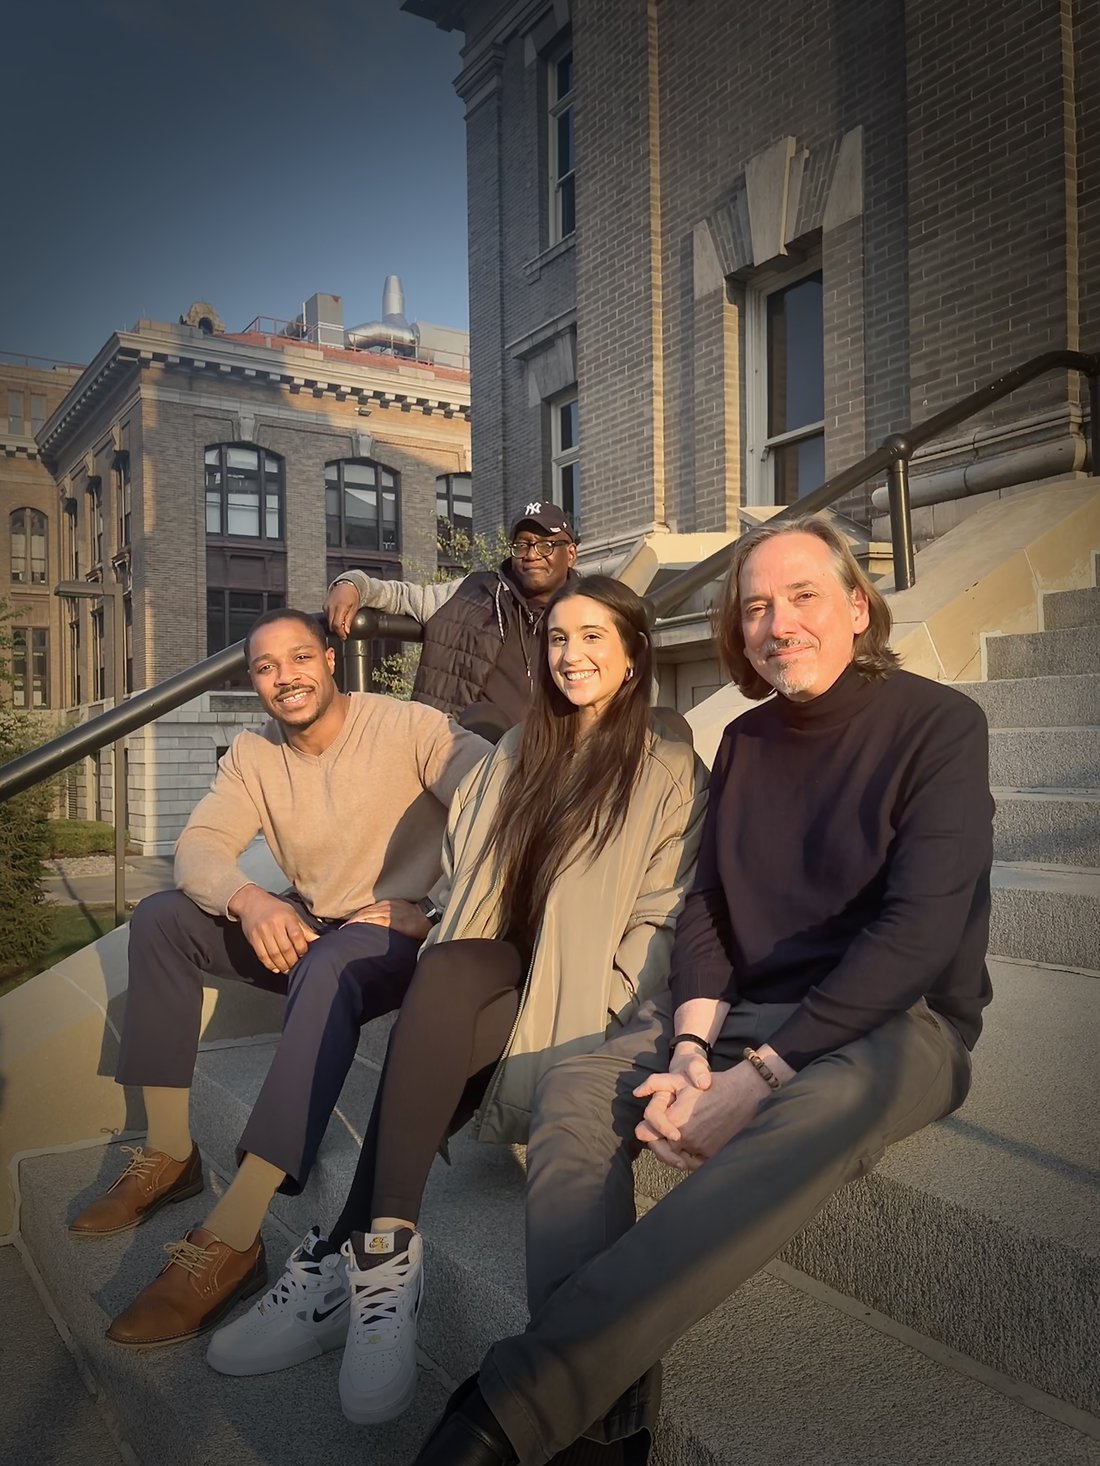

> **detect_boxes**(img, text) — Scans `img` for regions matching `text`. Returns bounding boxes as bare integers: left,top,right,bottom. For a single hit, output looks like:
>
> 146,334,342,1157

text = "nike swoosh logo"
312,1300,350,1323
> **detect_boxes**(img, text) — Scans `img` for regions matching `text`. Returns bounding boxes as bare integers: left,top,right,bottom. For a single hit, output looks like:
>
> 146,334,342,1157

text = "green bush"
45,818,120,857
0,707,52,969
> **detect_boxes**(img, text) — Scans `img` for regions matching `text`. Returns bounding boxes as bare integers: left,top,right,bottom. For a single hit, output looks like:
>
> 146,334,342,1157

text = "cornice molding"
37,330,471,463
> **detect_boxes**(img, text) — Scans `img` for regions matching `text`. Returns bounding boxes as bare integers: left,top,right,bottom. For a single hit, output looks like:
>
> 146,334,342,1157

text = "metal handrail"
645,348,1100,620
3,348,1097,807
0,609,422,804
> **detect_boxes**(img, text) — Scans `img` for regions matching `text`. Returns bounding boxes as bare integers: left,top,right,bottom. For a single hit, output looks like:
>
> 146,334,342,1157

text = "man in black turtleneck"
410,519,994,1466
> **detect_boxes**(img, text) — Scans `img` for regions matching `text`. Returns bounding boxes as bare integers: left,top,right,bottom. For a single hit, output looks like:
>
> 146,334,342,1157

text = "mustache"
764,638,816,655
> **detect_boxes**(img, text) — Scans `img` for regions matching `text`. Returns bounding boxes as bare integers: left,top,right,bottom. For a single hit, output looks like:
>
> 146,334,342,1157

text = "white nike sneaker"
338,1228,424,1424
205,1226,349,1376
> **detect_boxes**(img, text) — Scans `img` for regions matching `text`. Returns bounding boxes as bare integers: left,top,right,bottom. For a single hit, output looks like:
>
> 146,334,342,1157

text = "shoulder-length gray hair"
713,516,900,699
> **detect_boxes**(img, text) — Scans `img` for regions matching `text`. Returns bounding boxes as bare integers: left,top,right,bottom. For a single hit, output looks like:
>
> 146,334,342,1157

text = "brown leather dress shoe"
69,1143,204,1237
106,1227,267,1348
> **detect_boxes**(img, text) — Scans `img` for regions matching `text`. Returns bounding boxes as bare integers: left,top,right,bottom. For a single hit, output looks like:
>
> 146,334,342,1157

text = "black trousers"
117,889,421,1193
330,937,524,1243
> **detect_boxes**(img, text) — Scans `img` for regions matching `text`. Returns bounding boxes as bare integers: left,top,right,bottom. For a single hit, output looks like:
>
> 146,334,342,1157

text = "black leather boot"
410,1377,519,1465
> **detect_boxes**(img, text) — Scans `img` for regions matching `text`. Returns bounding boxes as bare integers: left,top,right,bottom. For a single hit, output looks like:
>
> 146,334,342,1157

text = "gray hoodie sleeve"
330,570,465,625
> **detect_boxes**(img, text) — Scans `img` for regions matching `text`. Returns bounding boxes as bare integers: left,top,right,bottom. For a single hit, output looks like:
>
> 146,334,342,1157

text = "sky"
1,0,468,366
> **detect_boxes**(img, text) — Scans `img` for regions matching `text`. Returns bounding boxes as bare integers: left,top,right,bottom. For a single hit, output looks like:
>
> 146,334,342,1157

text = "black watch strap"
416,896,443,926
670,1032,713,1060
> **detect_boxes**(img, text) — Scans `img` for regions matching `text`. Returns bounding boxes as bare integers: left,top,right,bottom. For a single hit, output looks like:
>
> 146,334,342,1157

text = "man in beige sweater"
68,609,490,1350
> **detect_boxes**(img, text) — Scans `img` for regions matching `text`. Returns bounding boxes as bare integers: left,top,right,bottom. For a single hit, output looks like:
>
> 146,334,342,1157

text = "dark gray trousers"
115,888,421,1193
480,991,972,1465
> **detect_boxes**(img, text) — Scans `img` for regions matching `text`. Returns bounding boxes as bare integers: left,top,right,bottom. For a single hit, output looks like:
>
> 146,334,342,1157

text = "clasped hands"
634,1044,788,1173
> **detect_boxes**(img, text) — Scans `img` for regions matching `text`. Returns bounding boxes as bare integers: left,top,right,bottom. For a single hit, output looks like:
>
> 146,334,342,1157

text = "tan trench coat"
424,720,708,1145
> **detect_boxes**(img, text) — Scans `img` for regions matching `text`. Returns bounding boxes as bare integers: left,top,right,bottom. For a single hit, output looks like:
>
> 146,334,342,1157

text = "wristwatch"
416,896,444,927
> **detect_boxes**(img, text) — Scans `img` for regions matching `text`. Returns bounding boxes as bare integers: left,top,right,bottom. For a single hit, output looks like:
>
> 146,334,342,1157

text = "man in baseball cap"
325,501,578,742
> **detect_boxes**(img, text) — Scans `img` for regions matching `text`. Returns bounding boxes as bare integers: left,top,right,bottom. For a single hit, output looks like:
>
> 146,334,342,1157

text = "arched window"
205,444,284,541
10,507,47,584
325,460,400,552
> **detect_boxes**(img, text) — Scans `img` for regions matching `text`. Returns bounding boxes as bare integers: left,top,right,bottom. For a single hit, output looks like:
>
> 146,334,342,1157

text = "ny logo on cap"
525,501,545,515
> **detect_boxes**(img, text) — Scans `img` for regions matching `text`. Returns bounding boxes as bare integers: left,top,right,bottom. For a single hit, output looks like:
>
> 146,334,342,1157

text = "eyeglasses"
510,538,571,560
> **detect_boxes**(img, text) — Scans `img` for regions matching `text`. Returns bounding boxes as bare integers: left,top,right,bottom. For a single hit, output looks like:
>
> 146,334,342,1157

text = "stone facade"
1,358,84,716
37,317,470,851
406,0,1098,698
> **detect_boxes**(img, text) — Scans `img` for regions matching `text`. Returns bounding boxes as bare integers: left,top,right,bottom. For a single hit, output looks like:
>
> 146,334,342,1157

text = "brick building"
35,290,471,850
1,357,84,714
405,0,1098,707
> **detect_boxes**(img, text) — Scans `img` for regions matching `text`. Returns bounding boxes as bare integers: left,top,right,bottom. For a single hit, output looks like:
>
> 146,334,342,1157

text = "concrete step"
984,624,1100,680
2,1242,127,1466
122,972,1100,1418
957,673,1100,729
635,960,1100,1417
1044,585,1100,629
16,1144,451,1466
18,1023,1100,1466
993,789,1100,866
989,862,1100,969
989,727,1100,789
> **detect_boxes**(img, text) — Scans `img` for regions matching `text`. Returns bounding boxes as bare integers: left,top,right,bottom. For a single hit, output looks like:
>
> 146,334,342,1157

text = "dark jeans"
116,888,421,1193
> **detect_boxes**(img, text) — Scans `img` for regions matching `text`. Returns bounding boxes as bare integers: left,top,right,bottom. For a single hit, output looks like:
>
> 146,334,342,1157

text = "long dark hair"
714,516,900,698
485,575,655,950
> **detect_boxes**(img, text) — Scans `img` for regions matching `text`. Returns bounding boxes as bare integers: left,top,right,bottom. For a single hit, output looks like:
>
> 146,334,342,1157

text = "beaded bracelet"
742,1046,781,1090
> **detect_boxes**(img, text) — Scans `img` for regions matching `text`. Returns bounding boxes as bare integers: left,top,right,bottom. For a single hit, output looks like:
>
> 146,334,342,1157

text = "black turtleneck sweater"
668,665,994,1070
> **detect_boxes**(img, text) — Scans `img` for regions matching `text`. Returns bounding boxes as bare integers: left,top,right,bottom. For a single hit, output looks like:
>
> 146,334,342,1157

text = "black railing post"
1088,372,1100,477
341,625,372,693
883,434,916,592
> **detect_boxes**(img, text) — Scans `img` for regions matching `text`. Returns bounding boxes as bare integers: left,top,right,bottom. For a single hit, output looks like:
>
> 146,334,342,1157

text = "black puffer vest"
411,565,541,724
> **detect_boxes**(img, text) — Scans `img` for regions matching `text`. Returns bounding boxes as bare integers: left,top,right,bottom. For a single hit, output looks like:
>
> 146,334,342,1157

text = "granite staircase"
9,564,1100,1466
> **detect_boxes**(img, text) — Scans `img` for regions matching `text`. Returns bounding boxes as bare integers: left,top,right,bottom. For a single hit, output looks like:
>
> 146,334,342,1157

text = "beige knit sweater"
174,693,490,920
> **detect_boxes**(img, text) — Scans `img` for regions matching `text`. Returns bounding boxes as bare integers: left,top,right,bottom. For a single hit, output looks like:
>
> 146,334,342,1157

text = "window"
88,477,104,566
548,48,576,244
325,460,399,553
90,605,106,700
205,444,285,540
10,507,47,584
7,391,23,435
30,394,46,434
124,594,133,693
436,473,473,540
746,269,825,505
116,452,132,547
550,393,580,524
68,611,81,705
206,588,286,687
63,501,79,579
11,627,49,709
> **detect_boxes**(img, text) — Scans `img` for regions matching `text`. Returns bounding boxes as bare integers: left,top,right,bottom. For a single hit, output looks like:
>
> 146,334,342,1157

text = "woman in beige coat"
207,576,707,1426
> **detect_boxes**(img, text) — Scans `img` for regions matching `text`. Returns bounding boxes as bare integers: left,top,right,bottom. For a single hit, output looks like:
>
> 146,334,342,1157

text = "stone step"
993,788,1100,866
984,624,1100,680
1044,585,1100,629
17,1014,1100,1466
989,727,1100,789
2,1242,126,1466
123,962,1100,1417
957,674,1100,729
989,862,1100,970
635,959,1100,1417
16,1145,450,1466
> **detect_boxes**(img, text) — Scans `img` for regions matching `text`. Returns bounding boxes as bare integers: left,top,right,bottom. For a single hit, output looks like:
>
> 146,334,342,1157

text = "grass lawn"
0,903,123,999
